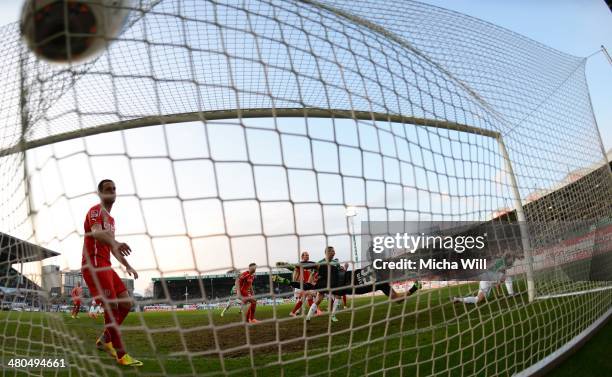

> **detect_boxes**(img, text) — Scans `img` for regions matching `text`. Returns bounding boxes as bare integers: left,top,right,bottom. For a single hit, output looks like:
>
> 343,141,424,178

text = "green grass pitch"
546,317,612,377
1,281,610,376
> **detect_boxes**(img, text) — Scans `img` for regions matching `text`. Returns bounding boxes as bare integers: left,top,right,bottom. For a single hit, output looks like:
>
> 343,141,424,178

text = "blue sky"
2,1,609,148
419,0,612,151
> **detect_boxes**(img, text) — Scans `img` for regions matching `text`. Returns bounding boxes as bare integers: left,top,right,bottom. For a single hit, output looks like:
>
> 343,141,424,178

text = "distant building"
62,269,89,298
41,265,61,293
41,267,134,299
121,278,135,296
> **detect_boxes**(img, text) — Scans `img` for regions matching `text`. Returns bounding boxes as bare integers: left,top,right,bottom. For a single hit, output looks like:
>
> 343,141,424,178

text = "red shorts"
82,267,127,301
240,293,254,303
72,299,81,306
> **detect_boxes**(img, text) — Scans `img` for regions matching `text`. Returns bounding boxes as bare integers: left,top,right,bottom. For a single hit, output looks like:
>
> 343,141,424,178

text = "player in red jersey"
70,281,83,319
81,179,142,367
236,263,259,324
289,251,316,317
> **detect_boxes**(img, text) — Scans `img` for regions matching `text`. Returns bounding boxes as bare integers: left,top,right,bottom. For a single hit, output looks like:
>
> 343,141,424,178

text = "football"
20,0,131,63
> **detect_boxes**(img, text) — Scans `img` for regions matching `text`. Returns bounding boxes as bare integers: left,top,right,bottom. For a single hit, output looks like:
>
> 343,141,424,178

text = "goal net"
1,0,610,375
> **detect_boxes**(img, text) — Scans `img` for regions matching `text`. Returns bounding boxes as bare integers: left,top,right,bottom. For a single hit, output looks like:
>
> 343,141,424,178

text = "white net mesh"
0,0,610,376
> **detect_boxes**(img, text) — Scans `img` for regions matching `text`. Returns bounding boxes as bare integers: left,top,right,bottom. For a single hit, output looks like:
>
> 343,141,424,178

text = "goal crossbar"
0,108,501,156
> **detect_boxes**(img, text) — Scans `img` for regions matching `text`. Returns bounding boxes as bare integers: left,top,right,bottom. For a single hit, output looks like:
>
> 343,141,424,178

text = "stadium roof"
0,233,59,264
0,286,43,295
151,271,289,282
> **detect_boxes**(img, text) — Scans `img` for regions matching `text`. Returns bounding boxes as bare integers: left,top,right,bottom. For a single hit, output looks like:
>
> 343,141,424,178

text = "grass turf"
545,317,612,377
1,281,610,376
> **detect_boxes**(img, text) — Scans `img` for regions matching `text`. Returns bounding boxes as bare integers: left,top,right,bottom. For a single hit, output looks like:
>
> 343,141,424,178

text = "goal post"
496,136,536,303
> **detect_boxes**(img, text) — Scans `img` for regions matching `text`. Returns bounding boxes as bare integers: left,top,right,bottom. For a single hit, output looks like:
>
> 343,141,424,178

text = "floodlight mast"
345,206,359,267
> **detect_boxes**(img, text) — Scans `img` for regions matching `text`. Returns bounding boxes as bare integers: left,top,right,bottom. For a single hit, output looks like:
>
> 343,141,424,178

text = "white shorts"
479,281,494,297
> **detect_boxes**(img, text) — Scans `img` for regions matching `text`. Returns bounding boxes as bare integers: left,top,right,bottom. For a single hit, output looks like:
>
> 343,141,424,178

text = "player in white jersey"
220,285,244,317
453,252,516,304
220,271,243,317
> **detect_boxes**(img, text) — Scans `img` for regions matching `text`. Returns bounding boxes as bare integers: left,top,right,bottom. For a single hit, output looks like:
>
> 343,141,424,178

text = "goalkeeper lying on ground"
452,252,517,305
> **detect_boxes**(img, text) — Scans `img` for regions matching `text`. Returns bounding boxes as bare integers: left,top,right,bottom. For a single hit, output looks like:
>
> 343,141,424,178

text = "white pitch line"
535,285,612,300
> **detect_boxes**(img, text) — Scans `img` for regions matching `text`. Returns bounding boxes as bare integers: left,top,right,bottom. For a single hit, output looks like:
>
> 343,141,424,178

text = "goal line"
535,285,612,300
